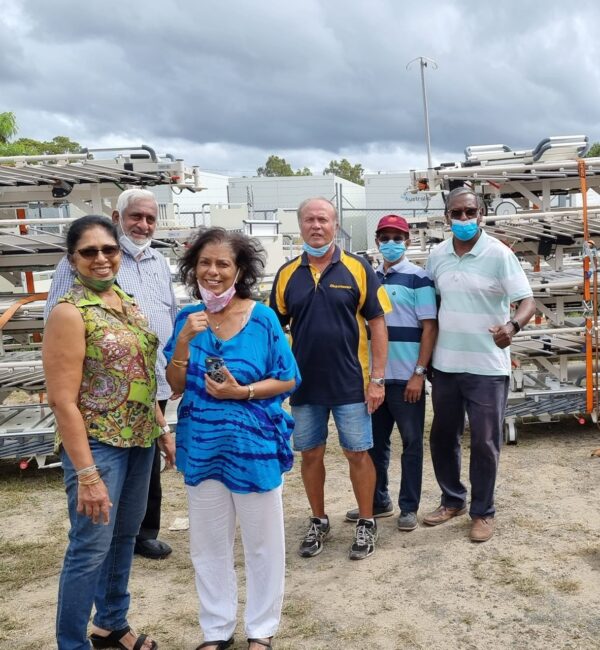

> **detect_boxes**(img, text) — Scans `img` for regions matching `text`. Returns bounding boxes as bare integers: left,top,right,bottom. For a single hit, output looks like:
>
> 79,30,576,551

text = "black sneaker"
349,518,377,560
344,503,394,522
298,516,330,558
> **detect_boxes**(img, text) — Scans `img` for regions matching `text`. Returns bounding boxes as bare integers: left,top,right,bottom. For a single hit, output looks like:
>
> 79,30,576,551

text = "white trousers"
187,480,285,641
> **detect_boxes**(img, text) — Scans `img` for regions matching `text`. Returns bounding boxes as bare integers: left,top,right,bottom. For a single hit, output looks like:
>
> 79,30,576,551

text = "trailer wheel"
504,420,518,445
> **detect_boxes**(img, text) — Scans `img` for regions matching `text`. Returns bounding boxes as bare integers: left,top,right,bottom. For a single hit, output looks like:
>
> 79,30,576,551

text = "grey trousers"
429,369,509,518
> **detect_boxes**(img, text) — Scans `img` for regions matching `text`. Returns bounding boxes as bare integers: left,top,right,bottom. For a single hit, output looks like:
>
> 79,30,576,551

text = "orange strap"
0,292,48,330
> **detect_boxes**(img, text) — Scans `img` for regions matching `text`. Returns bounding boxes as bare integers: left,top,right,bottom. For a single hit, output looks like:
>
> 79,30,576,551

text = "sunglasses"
77,245,121,259
448,208,479,219
377,235,407,243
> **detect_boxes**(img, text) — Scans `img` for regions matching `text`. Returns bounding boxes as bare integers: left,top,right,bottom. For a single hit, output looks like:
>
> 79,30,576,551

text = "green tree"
0,112,81,156
586,142,600,158
323,158,364,185
0,135,81,157
257,155,312,177
0,111,18,144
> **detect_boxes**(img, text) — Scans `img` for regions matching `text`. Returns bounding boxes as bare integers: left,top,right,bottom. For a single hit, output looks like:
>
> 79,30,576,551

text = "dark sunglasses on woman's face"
77,245,121,259
377,235,406,243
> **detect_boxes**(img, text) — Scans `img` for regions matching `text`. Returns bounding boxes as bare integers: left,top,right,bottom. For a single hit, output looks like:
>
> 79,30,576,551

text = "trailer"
0,146,203,467
409,135,600,442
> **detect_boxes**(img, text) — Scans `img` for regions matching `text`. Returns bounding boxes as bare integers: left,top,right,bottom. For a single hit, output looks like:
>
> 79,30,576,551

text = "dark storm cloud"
1,0,599,165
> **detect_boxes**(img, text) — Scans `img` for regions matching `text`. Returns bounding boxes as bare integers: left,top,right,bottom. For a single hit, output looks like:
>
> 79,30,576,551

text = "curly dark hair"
66,215,118,255
179,227,266,300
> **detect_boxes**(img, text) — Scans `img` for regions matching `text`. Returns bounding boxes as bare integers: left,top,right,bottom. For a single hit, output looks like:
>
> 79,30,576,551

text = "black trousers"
429,370,509,519
136,398,167,541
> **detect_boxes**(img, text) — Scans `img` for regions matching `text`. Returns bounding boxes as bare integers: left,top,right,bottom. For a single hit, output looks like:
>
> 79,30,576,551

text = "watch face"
414,366,426,376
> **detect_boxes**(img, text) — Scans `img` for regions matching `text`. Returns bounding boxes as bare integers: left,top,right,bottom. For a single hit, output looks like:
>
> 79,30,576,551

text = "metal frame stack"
409,135,600,442
0,146,202,467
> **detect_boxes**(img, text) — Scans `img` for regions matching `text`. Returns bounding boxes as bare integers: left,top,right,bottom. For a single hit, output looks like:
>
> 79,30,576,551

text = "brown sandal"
195,638,234,650
247,639,273,649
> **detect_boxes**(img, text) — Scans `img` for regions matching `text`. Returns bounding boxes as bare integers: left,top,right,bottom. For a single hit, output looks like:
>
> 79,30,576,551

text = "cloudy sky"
1,0,599,176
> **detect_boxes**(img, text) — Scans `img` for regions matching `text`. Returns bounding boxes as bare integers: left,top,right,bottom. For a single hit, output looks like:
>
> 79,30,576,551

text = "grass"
0,612,26,642
552,578,581,594
0,536,62,591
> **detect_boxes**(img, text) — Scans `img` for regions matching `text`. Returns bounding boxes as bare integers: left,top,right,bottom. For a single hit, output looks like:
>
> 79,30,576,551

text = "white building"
152,170,229,227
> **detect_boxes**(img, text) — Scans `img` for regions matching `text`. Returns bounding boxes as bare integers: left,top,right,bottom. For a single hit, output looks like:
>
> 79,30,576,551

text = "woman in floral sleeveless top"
43,215,175,650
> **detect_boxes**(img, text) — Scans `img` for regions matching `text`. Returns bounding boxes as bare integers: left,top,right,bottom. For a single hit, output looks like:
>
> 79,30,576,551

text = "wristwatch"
508,318,521,334
370,377,385,387
414,365,427,376
160,424,171,436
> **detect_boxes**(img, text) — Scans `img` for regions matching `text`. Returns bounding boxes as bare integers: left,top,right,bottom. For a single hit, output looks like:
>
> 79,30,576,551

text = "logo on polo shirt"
329,283,352,290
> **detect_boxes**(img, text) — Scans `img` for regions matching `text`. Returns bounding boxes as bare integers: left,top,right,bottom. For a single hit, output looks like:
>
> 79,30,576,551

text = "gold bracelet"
171,358,189,368
78,474,102,486
247,384,255,400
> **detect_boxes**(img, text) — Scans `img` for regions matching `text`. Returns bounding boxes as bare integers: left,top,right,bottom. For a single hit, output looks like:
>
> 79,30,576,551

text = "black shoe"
134,538,172,560
345,503,394,522
349,519,377,560
298,516,330,558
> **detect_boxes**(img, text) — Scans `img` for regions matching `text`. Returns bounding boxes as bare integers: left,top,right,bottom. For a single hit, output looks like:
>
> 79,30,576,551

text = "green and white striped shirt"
426,230,532,376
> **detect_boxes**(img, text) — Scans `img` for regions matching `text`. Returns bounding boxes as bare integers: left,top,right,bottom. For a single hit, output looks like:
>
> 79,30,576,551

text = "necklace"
208,308,233,331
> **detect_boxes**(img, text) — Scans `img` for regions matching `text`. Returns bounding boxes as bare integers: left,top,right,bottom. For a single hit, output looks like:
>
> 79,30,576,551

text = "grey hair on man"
116,188,158,216
297,197,339,223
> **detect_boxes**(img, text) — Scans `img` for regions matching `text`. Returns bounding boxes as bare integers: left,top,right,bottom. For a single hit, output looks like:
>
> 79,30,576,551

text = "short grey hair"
297,197,339,223
445,187,484,213
115,188,158,216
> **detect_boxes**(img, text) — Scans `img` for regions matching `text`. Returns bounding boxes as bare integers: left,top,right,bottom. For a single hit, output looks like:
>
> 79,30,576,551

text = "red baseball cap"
376,214,410,234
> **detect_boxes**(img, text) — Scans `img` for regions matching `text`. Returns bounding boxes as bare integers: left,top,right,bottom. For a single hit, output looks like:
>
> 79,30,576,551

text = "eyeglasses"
76,245,121,259
448,208,479,219
377,235,407,243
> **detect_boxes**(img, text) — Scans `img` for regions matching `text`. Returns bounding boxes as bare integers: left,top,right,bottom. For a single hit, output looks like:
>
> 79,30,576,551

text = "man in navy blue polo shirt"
270,197,390,560
345,215,437,532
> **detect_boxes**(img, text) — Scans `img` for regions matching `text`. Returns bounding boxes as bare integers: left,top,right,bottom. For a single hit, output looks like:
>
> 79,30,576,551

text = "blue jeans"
291,402,373,452
370,383,425,513
57,440,154,650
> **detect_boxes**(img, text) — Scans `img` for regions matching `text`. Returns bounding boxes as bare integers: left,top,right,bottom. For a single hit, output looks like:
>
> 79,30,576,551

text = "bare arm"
366,315,388,414
404,319,438,403
489,296,536,349
166,311,210,394
205,367,295,400
43,303,112,524
155,402,175,467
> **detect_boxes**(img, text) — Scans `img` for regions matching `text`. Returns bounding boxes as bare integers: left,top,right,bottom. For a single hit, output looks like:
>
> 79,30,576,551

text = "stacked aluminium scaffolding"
409,135,600,442
0,146,202,466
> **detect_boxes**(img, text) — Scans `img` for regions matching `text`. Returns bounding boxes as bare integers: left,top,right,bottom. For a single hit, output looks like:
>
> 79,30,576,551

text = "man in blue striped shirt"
44,189,178,559
346,214,437,532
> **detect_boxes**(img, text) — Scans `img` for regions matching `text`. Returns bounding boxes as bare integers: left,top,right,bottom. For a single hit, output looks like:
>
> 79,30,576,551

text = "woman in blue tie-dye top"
165,228,300,650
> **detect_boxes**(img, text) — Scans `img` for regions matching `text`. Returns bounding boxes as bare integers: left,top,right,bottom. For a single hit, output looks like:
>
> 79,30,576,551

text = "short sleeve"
360,263,392,320
500,250,532,302
414,271,437,320
263,308,301,396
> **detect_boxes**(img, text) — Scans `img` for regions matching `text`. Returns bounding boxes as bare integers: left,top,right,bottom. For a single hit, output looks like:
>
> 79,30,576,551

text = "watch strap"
509,318,521,334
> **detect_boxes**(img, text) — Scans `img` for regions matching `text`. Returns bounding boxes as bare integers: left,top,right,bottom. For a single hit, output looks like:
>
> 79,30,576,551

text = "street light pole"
407,56,438,169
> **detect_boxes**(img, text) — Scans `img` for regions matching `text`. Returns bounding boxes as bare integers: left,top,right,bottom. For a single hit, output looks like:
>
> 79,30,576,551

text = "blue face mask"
379,241,406,262
303,240,333,257
451,218,479,241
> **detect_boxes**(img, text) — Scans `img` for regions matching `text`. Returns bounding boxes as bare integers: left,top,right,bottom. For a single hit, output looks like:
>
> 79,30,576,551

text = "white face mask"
118,217,152,258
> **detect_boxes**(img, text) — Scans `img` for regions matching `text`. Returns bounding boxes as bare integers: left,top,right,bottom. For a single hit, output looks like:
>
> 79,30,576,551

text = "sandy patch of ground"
1,415,600,650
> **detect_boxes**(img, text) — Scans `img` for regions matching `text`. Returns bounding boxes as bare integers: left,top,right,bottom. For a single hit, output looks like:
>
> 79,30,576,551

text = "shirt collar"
451,228,487,257
376,256,408,276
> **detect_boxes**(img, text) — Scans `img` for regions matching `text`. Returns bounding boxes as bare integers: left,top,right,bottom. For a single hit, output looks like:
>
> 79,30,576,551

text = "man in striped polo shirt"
423,188,535,542
345,214,437,532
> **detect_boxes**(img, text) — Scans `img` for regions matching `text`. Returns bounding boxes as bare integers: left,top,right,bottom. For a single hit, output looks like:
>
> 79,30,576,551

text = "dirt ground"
2,413,600,650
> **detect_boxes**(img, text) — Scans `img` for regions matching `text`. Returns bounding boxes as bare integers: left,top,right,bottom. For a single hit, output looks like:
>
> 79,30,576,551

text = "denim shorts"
291,402,373,452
